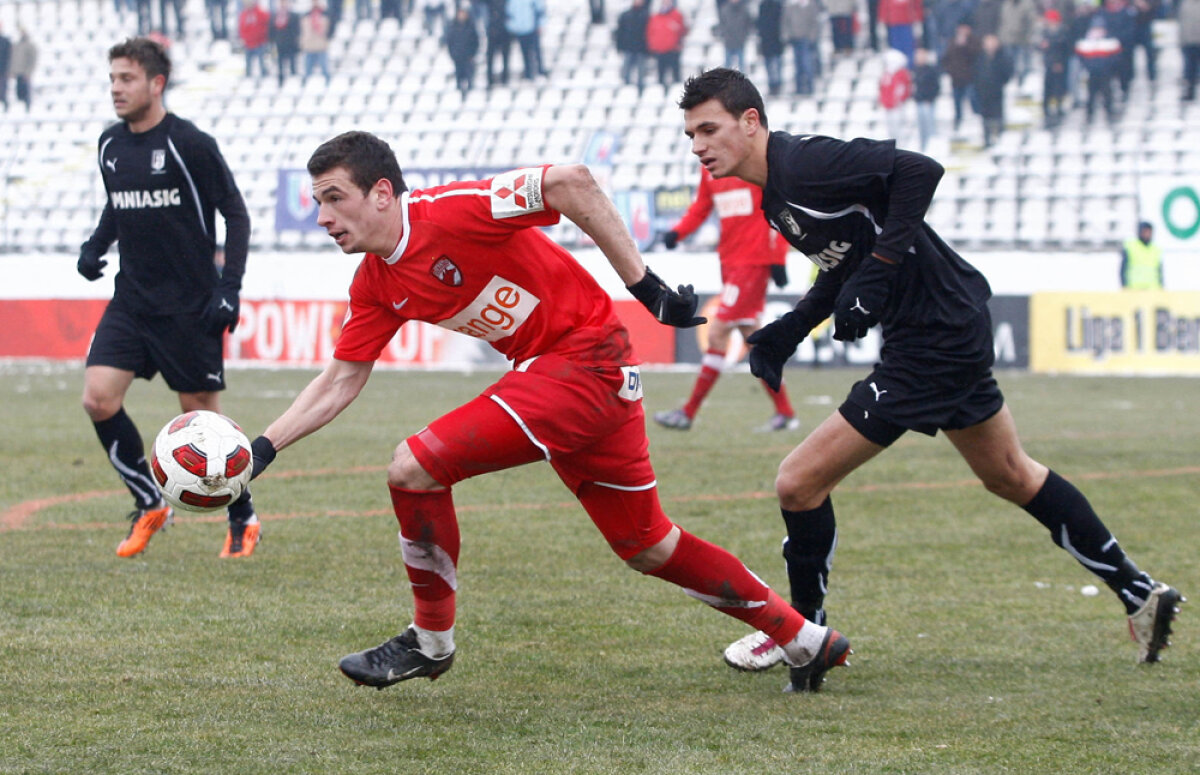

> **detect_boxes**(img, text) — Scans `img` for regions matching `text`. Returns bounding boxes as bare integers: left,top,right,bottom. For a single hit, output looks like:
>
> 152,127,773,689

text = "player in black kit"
78,37,260,559
677,68,1182,691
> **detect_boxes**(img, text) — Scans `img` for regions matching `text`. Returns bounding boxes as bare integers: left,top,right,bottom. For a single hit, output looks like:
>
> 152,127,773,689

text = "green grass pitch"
2,363,1197,774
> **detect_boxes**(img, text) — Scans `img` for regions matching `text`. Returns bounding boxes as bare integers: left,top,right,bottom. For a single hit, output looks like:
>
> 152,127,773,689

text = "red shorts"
406,354,673,559
715,264,771,325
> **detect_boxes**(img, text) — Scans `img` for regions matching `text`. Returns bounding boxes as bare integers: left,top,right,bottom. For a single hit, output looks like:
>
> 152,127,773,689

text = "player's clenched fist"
833,255,898,342
746,309,813,392
626,266,707,328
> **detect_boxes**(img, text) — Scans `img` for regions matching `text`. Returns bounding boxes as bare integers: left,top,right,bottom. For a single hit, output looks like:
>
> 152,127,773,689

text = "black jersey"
82,113,250,316
760,131,991,352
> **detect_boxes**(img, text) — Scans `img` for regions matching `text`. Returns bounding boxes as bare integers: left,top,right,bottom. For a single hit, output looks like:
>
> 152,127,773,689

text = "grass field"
2,363,1198,774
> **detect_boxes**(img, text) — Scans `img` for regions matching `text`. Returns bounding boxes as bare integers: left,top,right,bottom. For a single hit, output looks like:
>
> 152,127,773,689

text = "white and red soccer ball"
152,410,252,512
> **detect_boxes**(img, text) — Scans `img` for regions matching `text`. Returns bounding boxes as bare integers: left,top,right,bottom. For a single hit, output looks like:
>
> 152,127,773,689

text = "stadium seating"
0,0,1196,255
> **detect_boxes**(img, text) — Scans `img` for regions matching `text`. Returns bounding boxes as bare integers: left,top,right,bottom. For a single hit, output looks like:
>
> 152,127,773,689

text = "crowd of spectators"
46,1,1199,147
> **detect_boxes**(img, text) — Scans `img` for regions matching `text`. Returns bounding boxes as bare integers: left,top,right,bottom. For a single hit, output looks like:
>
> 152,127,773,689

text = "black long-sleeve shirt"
760,131,991,351
81,113,250,316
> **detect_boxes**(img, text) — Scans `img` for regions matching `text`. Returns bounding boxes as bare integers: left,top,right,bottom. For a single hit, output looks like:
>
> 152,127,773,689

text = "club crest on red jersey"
431,256,463,287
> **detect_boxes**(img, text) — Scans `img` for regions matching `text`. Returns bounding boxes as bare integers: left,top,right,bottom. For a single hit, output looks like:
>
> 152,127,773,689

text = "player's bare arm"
261,357,374,452
541,164,646,285
542,164,706,328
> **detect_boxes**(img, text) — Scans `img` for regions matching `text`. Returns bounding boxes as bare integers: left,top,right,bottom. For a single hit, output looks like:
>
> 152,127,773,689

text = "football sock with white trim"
682,349,725,418
228,488,255,524
648,528,805,645
92,407,160,511
390,485,460,632
782,498,837,625
1022,469,1153,614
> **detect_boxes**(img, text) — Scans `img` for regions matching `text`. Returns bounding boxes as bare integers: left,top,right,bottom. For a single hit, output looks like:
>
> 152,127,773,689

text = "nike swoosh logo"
386,665,424,681
392,298,410,311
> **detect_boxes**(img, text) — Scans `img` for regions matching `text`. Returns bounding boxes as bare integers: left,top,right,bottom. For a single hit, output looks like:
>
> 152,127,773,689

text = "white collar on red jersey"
382,190,412,265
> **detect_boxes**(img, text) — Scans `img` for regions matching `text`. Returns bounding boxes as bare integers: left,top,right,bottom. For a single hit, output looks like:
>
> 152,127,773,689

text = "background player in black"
677,68,1182,691
77,37,259,559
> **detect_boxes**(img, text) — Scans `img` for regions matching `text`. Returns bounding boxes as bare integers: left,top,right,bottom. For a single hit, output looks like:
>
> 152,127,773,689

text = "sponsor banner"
1140,177,1200,249
1030,291,1200,374
2,298,675,369
673,295,1029,369
0,299,108,358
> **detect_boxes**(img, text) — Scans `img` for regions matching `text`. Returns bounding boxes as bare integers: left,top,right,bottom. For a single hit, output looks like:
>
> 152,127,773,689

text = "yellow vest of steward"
1122,239,1162,289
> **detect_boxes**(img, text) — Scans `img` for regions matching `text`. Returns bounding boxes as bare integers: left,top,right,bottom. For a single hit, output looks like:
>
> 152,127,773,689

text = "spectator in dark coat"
270,0,302,87
1076,18,1122,123
913,47,941,149
942,22,980,133
445,5,480,95
970,0,1003,36
487,0,512,87
1181,0,1200,102
0,23,11,111
972,32,1012,146
1040,9,1073,126
1102,0,1137,100
615,0,650,92
718,0,754,71
757,0,786,95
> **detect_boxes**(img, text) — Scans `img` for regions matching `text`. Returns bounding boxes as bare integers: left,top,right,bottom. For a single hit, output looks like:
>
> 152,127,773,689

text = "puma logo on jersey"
104,157,117,173
807,240,853,271
868,382,887,401
206,371,223,383
439,275,540,342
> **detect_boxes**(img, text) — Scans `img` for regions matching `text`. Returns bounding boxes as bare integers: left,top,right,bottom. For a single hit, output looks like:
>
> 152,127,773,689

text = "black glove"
249,436,277,481
746,309,813,392
77,251,108,281
770,264,789,288
660,230,680,250
202,284,241,335
832,256,899,342
626,266,707,328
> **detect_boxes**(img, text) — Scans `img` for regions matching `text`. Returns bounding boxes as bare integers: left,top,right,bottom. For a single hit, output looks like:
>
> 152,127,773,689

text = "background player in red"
654,165,798,432
246,131,851,692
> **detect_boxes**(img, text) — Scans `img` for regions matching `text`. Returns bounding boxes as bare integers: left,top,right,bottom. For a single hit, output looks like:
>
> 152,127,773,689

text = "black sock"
92,407,160,510
1022,470,1153,614
781,497,838,625
228,488,255,524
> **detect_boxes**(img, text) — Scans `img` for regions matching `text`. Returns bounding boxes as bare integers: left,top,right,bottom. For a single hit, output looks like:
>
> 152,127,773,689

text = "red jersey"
672,167,788,269
333,166,636,368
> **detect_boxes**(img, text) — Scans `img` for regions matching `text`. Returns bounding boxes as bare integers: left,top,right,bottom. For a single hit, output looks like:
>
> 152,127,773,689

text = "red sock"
389,485,460,632
763,379,795,417
683,350,725,417
649,529,803,644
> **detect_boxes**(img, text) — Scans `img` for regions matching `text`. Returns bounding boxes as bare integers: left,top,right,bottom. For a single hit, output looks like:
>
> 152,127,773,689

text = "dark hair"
307,131,407,196
678,68,768,129
108,37,172,85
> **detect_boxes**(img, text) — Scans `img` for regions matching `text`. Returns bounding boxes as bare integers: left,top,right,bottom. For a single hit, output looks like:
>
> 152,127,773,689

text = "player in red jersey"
654,165,799,432
246,131,850,691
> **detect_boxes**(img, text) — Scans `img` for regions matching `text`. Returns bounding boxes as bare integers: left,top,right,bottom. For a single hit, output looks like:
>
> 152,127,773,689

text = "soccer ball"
152,410,253,513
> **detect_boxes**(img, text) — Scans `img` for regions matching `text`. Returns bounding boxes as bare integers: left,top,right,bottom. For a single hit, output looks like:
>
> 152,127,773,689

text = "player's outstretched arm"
542,164,706,328
542,163,646,285
251,358,374,478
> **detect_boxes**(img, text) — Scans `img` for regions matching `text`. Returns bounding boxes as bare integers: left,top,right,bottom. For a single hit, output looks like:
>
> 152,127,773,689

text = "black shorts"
838,308,1004,447
86,300,225,393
